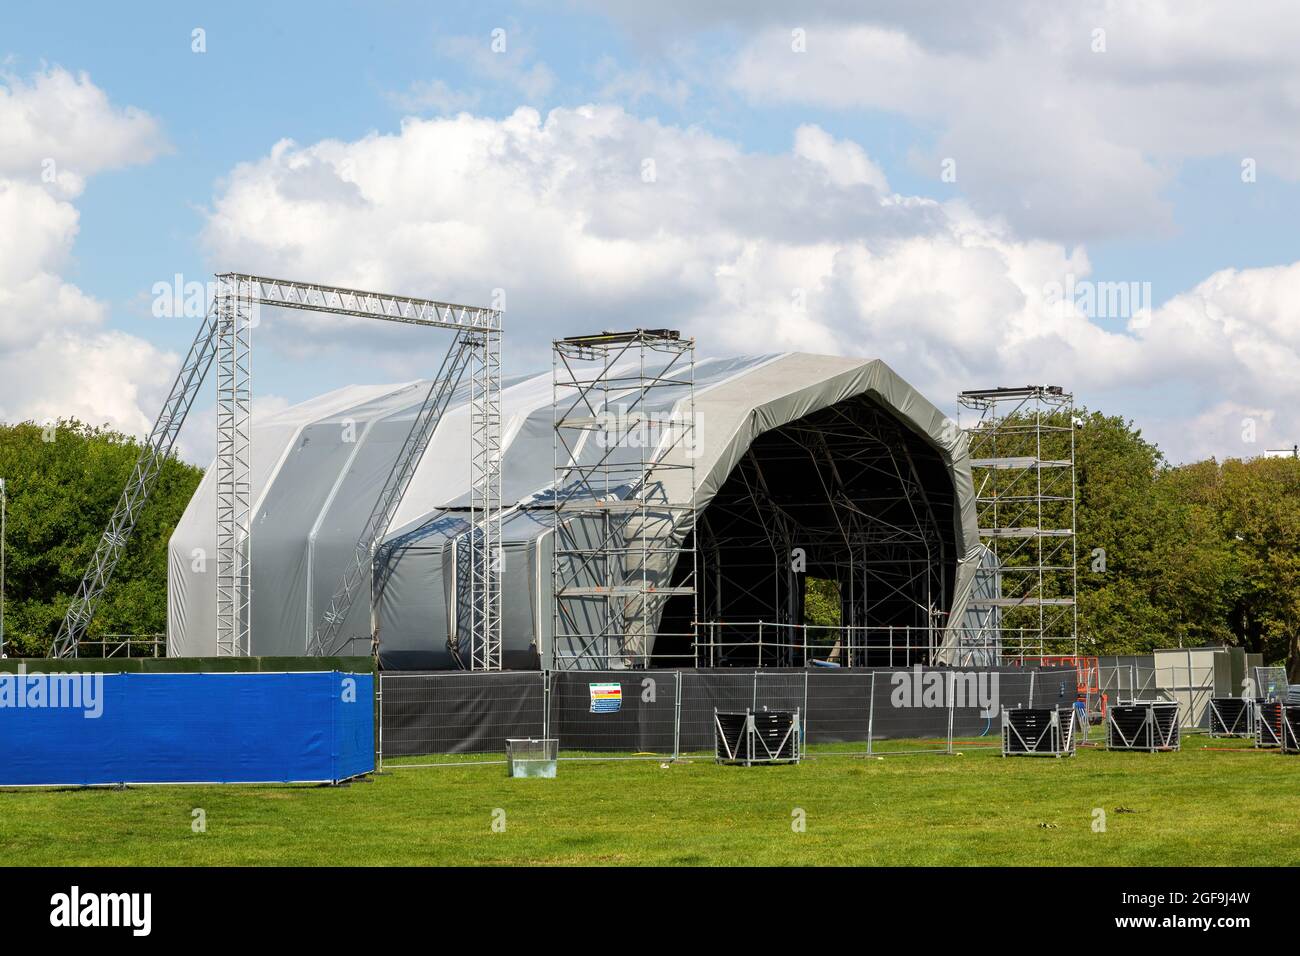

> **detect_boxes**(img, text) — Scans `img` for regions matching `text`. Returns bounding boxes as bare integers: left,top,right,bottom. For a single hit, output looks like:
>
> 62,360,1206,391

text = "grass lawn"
2,734,1298,866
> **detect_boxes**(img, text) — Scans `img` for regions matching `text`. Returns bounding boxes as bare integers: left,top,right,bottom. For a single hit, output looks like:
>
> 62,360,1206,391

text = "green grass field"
3,734,1298,866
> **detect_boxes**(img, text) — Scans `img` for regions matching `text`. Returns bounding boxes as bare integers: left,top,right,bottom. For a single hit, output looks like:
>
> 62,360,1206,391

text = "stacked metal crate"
1107,701,1180,752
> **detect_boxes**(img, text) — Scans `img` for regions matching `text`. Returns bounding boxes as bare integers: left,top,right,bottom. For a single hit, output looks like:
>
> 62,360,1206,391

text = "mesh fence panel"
678,670,759,753
867,669,953,754
804,671,874,754
753,670,809,717
379,671,545,762
378,665,1081,765
548,670,679,759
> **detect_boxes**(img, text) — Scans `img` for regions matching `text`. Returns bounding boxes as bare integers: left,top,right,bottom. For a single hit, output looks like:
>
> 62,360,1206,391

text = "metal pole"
673,669,682,761
867,670,876,756
946,670,955,754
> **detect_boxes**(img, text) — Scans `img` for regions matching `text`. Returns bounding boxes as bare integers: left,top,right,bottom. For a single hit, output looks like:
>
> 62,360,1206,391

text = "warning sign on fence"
589,683,622,714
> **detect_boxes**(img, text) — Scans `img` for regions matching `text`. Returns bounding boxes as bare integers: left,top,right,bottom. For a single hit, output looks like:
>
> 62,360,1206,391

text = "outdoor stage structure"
163,341,1010,670
52,275,503,669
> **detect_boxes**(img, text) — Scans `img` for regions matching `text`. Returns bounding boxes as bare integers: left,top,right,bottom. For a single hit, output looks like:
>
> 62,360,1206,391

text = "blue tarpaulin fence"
0,670,374,786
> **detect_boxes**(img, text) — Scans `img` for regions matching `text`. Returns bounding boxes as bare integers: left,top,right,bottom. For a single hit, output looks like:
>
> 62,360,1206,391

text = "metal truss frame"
215,276,254,656
221,275,503,668
467,325,503,670
551,330,697,670
54,271,502,665
958,385,1078,663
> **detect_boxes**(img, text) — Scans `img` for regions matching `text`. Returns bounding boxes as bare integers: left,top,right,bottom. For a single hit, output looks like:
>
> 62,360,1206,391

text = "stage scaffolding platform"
551,330,698,670
958,385,1079,663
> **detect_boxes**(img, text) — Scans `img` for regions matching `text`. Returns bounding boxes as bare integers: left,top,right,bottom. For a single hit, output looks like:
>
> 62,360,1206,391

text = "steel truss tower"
467,325,503,670
958,385,1078,661
215,276,254,656
552,330,697,669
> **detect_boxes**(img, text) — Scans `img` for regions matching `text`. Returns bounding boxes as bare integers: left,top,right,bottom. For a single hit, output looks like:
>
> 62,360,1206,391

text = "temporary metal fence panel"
867,669,954,755
677,670,763,752
379,671,545,762
1097,656,1158,709
0,670,373,786
378,664,1081,764
1253,666,1288,702
803,670,874,754
547,670,679,759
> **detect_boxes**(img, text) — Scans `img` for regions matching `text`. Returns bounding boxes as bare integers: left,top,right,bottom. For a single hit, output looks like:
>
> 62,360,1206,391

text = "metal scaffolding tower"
958,385,1078,661
552,330,697,669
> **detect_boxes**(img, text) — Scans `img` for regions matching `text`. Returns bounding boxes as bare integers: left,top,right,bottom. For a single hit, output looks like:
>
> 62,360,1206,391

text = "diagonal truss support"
50,304,224,658
312,332,476,656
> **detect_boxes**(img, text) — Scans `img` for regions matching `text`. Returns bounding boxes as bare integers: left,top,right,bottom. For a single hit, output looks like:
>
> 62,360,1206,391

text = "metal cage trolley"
1001,706,1077,757
1106,701,1180,752
714,709,801,766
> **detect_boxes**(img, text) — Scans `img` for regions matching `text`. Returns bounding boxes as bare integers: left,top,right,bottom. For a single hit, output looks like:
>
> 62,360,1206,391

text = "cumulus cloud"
0,67,172,438
201,104,1298,461
594,0,1300,241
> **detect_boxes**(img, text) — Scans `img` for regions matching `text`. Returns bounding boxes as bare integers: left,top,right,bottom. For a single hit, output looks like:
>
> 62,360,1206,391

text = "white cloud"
0,66,166,197
0,68,173,438
202,104,1300,462
601,0,1300,240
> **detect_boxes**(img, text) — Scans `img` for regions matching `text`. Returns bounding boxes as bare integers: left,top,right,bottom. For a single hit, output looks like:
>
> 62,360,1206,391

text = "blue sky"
2,1,1298,461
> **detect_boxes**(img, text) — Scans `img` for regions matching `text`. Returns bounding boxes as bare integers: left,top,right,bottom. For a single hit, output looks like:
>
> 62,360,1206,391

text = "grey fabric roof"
168,352,982,666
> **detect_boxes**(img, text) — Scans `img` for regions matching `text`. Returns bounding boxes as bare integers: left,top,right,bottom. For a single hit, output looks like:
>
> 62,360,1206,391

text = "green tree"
1212,456,1300,677
0,420,203,656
